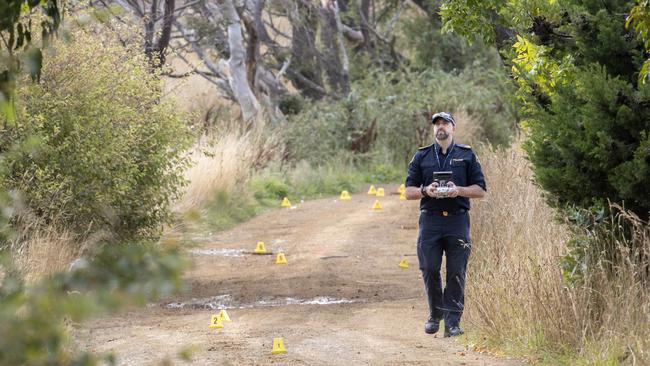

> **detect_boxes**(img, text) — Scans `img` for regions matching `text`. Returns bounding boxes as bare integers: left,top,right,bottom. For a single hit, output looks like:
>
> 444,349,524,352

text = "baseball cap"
431,112,455,125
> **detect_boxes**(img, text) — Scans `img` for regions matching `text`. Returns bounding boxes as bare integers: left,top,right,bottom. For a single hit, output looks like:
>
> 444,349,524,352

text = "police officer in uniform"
404,112,487,337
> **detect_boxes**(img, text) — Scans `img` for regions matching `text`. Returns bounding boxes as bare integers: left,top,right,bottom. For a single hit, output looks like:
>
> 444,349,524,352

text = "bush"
0,241,186,365
523,65,650,217
401,16,501,72
285,68,516,169
0,27,193,241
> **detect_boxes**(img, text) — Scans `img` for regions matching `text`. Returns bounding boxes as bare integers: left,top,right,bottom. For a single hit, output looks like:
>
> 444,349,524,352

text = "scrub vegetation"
1,0,649,364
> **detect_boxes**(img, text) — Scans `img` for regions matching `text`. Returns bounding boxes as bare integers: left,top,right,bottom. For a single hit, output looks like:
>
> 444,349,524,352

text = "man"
404,112,487,337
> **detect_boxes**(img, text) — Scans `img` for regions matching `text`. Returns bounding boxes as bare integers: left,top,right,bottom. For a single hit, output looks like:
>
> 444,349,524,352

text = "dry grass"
467,143,650,364
10,212,89,282
13,229,79,282
173,123,282,214
452,109,484,147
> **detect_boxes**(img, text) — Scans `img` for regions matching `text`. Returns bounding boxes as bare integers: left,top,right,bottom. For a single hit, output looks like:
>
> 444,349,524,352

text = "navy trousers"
417,210,471,328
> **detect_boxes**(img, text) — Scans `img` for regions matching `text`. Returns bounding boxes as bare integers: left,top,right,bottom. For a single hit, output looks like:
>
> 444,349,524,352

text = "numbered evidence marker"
209,314,224,329
276,252,288,264
219,309,231,322
398,258,409,269
254,241,268,254
272,337,287,354
339,190,351,200
372,200,382,210
376,188,385,197
398,184,406,194
399,192,407,200
281,197,291,207
367,185,377,195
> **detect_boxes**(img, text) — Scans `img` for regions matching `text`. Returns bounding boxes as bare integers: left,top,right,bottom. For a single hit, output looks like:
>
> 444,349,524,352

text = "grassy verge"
199,161,403,233
463,143,650,365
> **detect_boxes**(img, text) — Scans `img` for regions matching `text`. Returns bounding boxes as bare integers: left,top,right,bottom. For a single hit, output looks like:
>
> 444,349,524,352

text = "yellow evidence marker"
372,200,382,210
209,314,224,329
367,185,377,195
254,241,267,254
376,188,385,197
281,197,291,207
398,258,409,269
219,309,231,322
340,190,351,200
399,192,407,200
398,184,406,194
272,337,287,354
276,252,288,264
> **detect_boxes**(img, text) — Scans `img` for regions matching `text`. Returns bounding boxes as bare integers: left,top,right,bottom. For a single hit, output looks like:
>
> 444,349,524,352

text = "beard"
436,130,450,141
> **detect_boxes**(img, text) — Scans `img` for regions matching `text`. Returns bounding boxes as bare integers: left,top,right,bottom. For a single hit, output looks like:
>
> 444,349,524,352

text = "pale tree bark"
319,0,350,96
332,0,350,95
217,0,261,123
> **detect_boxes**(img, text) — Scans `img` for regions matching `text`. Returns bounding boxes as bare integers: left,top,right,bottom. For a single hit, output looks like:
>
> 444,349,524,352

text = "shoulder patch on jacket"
457,144,472,150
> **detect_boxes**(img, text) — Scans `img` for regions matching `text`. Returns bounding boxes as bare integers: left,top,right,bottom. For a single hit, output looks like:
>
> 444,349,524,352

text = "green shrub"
367,163,403,183
251,176,290,201
523,64,650,217
285,68,516,169
0,241,186,365
286,161,363,198
401,16,501,72
0,28,193,240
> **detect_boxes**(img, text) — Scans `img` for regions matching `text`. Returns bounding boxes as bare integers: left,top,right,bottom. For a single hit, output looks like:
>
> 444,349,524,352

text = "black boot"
424,317,440,334
444,325,464,337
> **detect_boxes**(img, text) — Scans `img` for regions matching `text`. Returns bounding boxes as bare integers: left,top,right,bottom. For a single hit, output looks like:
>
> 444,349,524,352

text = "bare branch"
172,19,228,80
286,69,328,96
170,47,234,98
263,19,291,41
113,0,144,17
97,0,131,24
383,0,407,39
276,57,290,82
341,23,363,43
163,69,221,78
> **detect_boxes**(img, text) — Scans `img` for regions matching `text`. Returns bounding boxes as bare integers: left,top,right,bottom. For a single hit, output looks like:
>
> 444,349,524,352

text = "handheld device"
433,171,453,197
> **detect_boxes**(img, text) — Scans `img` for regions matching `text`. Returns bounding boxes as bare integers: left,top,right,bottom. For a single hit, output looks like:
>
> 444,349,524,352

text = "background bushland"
1,27,193,244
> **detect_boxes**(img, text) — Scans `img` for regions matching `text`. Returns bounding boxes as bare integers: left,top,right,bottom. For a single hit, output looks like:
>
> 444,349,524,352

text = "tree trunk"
290,0,325,99
217,0,261,124
144,0,158,64
155,0,175,67
319,0,350,96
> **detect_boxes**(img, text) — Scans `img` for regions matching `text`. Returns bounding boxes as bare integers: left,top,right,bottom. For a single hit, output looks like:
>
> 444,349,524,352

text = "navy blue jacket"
405,142,486,212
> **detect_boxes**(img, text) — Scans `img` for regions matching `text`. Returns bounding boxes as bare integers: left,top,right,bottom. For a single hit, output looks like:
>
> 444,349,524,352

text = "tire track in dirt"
78,186,522,365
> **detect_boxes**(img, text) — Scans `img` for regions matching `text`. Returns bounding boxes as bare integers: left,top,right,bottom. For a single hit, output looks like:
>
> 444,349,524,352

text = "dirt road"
79,186,522,365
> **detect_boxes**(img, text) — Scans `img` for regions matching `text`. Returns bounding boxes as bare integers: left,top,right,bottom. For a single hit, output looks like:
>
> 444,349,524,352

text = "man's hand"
445,182,460,198
425,182,438,198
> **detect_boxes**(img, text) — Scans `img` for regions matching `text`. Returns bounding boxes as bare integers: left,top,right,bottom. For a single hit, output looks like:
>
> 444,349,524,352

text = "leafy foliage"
628,1,650,82
0,27,194,241
0,0,60,121
400,14,501,72
443,0,650,217
0,241,186,365
286,68,516,168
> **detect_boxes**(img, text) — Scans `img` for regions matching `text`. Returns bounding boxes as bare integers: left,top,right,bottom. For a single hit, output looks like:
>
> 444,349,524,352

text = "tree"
628,0,650,83
1,27,193,240
1,0,60,122
442,0,650,218
95,0,415,124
